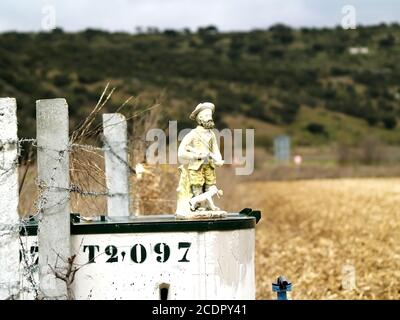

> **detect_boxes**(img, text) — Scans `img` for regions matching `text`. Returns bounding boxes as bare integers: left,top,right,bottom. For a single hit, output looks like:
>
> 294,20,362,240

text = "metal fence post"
272,275,292,300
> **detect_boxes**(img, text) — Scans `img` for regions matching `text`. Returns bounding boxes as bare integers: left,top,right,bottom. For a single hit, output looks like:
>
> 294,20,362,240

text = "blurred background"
1,0,399,299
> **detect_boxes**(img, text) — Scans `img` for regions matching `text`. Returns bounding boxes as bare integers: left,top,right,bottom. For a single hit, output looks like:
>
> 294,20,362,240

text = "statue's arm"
178,132,206,162
210,132,224,166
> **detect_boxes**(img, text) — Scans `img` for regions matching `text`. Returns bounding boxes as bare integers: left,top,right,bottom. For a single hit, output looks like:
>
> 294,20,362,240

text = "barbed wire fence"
0,88,177,300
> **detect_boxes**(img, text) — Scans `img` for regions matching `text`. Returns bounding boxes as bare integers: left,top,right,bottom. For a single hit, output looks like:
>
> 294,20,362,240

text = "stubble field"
232,178,400,299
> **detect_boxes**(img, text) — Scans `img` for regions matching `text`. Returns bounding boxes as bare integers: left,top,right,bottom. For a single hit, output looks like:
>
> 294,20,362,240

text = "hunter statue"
176,102,226,218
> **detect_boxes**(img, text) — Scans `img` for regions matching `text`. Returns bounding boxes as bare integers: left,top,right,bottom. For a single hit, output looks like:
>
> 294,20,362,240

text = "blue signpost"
272,275,292,300
273,135,291,164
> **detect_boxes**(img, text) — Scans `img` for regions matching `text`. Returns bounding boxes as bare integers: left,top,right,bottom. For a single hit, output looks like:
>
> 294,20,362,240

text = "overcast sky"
0,0,399,32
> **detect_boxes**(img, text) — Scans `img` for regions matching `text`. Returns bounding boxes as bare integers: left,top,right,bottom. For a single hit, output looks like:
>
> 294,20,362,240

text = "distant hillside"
0,24,399,147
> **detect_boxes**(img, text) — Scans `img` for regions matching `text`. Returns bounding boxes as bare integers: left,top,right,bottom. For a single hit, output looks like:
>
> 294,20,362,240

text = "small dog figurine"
189,185,223,212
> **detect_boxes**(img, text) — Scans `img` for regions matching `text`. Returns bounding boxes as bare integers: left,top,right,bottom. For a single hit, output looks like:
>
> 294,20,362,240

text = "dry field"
232,178,400,299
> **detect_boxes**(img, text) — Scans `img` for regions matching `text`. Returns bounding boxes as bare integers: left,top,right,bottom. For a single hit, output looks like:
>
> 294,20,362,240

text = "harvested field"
232,178,400,299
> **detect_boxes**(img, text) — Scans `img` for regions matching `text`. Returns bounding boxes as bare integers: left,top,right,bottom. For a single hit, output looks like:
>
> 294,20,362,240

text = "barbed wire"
69,143,104,152
2,137,177,207
101,135,136,174
18,233,39,299
0,133,178,299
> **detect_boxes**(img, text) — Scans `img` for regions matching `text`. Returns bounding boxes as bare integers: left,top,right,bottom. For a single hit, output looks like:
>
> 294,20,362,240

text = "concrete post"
0,98,20,299
102,113,130,217
36,98,70,299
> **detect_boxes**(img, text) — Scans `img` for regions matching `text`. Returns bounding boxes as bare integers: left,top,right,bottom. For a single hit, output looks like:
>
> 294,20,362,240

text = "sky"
0,0,399,33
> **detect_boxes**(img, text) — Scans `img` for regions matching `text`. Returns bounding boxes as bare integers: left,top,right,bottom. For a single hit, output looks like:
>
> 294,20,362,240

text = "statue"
175,102,226,219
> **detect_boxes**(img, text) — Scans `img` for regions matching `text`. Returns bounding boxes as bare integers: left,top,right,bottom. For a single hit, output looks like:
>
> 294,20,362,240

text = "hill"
0,24,400,148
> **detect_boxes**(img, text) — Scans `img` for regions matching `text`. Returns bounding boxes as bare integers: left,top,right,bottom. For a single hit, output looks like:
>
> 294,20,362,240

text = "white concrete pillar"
102,113,130,217
0,98,20,299
36,98,70,299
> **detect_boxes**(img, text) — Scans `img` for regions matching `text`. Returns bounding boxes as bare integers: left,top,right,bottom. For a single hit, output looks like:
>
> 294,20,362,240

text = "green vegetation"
0,23,399,147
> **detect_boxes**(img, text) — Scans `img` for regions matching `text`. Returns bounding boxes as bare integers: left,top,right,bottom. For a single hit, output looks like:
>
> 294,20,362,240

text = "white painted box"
20,214,256,300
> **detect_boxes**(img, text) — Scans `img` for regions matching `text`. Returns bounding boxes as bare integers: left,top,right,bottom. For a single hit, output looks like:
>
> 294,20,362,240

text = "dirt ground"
232,178,400,299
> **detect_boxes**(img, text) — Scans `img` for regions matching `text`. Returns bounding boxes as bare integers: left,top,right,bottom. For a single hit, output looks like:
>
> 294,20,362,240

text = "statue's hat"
189,102,215,120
